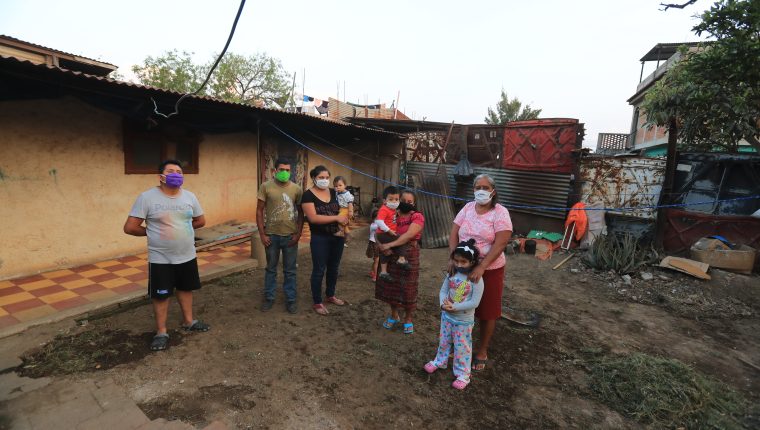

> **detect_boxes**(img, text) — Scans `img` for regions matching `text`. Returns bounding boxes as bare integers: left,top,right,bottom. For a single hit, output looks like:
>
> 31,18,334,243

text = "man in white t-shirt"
124,160,210,351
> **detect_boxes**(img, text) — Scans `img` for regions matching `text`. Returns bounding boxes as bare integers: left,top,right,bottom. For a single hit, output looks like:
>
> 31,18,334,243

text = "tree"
208,53,291,107
132,50,205,94
484,89,542,124
641,0,760,152
132,51,291,107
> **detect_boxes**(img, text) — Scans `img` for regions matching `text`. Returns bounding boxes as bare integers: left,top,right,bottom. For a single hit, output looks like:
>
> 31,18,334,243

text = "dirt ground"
6,232,760,429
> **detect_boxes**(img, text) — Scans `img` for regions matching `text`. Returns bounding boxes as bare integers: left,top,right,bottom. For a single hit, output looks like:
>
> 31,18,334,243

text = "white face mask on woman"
315,179,330,189
474,189,493,206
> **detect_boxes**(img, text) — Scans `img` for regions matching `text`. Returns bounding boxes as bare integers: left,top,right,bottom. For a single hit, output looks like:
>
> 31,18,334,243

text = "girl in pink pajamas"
424,239,484,390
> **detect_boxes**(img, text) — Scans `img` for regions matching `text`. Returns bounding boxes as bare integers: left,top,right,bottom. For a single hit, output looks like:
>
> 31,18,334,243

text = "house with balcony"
625,42,700,157
597,42,757,157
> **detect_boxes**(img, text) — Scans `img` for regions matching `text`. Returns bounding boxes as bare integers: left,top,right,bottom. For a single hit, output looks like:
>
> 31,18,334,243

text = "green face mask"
274,170,291,182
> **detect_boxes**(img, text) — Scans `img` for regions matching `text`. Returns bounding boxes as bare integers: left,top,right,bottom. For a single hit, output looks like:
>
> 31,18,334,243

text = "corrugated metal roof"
639,42,701,62
0,34,117,68
0,54,398,136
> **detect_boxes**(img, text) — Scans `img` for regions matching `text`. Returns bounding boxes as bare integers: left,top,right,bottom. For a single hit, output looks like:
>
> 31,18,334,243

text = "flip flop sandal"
403,323,414,334
472,357,488,372
382,317,398,330
150,333,169,351
182,320,210,332
378,273,393,282
325,296,345,306
313,304,329,315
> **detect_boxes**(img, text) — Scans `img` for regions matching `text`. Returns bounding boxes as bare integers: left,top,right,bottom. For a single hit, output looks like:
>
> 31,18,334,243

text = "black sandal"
150,333,169,351
182,320,210,332
472,357,488,372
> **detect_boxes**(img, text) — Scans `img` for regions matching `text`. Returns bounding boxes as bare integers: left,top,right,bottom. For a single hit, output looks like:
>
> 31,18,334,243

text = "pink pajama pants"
430,315,474,383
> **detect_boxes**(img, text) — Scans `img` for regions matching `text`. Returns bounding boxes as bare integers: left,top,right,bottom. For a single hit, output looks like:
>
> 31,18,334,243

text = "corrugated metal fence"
406,161,571,219
406,161,573,247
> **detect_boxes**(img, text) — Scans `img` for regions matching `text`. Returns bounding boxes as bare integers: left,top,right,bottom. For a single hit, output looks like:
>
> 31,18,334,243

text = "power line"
268,121,760,212
152,0,247,119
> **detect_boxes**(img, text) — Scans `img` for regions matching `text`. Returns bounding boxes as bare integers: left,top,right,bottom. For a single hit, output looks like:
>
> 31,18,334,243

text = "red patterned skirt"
374,241,420,310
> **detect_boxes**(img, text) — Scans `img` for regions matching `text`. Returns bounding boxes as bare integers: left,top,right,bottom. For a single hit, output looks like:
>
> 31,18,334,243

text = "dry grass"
587,352,748,429
18,329,152,377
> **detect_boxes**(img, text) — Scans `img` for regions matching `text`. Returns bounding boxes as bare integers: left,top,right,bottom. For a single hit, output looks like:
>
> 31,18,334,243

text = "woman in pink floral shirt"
449,173,513,372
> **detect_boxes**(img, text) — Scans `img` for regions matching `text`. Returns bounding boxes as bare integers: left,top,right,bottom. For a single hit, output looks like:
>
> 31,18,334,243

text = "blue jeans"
264,234,298,303
309,234,345,304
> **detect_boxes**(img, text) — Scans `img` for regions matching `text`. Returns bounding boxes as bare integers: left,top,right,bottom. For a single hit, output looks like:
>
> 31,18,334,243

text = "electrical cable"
268,121,760,212
297,127,379,163
152,0,247,119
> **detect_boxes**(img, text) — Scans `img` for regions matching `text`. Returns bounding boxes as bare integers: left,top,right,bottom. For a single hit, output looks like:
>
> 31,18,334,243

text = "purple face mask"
163,173,184,188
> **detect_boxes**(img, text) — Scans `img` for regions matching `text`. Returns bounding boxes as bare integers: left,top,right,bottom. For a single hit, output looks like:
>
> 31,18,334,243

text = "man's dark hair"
159,159,183,173
383,186,400,198
274,157,292,169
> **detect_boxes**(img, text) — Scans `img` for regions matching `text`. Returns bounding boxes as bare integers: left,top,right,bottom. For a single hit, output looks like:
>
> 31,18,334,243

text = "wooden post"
655,117,678,247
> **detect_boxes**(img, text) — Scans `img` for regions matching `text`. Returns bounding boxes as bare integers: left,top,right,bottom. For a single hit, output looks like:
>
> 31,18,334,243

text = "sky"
0,0,710,148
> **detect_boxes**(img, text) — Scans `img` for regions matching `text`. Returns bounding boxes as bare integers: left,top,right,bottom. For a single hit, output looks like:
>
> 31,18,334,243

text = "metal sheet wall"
407,169,456,248
580,157,665,219
406,161,572,220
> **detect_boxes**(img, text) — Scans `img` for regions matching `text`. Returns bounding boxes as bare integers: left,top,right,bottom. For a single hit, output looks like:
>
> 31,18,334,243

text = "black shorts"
148,258,202,299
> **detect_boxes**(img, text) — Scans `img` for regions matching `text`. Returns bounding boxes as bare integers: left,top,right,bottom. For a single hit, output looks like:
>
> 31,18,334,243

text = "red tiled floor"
50,296,90,311
14,274,46,285
72,264,100,273
200,254,222,262
89,273,119,283
118,255,142,263
3,298,47,314
0,314,21,329
29,285,66,298
1,241,256,332
0,286,24,298
50,273,84,283
126,272,148,282
103,263,131,272
112,283,144,294
71,284,107,296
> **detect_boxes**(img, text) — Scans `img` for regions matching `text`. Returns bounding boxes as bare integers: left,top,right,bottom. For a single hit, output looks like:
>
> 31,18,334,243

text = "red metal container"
502,118,583,174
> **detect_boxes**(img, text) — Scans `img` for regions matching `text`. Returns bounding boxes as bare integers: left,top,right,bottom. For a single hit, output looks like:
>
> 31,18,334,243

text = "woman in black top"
301,165,349,315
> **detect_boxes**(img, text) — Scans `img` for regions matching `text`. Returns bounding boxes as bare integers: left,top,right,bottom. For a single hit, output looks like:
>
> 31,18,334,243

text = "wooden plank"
659,256,711,280
195,234,252,251
552,253,576,270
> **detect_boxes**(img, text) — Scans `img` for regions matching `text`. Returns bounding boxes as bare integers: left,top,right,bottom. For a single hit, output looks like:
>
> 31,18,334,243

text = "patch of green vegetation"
0,414,13,430
588,352,748,429
583,233,658,274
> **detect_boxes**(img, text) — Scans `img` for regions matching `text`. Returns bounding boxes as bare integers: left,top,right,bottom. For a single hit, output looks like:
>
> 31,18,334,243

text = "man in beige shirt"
256,158,304,314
